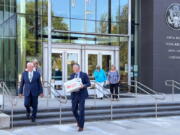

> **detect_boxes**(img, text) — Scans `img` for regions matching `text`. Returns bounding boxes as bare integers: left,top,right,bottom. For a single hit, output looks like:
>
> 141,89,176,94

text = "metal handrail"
0,81,17,128
42,81,67,104
131,80,165,100
92,81,120,120
42,81,67,125
92,80,166,119
165,80,180,101
130,80,166,118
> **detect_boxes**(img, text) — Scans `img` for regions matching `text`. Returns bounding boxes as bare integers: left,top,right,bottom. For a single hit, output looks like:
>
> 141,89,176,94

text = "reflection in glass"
96,21,108,34
52,0,70,17
111,0,120,22
96,0,108,21
71,19,84,32
102,55,111,73
71,0,84,19
119,41,128,82
67,53,78,80
88,54,97,80
85,0,95,20
52,53,63,90
96,36,111,45
0,39,3,81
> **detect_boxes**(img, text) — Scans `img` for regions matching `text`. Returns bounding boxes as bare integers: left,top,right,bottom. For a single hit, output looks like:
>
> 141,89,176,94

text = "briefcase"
64,78,82,93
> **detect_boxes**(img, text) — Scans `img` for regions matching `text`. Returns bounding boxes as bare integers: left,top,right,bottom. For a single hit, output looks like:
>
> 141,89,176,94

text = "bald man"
19,62,43,122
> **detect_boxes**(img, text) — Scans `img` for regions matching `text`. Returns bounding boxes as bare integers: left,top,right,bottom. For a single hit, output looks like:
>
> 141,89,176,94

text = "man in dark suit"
19,62,43,122
70,63,91,132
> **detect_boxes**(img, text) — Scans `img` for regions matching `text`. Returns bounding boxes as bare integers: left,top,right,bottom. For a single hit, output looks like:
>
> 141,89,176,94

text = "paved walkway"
0,116,180,135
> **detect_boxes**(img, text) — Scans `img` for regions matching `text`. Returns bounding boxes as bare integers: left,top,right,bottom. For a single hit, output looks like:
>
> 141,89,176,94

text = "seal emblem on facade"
166,3,180,30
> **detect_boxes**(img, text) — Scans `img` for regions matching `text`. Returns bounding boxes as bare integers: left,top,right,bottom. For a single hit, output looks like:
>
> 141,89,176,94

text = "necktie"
75,73,78,78
29,72,32,82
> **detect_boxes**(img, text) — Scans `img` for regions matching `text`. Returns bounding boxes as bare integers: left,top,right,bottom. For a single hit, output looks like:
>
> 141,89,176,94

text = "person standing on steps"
19,62,43,122
107,65,120,101
70,63,91,132
93,65,107,99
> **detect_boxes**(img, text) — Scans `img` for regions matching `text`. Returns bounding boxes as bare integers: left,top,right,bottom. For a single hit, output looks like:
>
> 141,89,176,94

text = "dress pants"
24,92,38,118
96,82,104,98
110,83,119,99
72,95,85,128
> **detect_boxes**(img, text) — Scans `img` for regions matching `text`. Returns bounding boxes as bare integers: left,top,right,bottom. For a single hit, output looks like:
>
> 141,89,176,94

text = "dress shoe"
26,113,30,119
31,117,36,122
78,128,83,132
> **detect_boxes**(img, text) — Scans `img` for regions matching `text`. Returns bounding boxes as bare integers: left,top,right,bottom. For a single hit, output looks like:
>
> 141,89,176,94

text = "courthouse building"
0,0,180,94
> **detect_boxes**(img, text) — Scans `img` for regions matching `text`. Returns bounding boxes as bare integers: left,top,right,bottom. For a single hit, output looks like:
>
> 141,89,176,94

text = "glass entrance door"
51,49,80,91
86,50,114,80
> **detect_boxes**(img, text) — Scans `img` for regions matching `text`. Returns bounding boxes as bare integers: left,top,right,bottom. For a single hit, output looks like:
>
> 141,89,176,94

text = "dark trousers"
110,83,119,99
72,95,85,128
24,92,38,118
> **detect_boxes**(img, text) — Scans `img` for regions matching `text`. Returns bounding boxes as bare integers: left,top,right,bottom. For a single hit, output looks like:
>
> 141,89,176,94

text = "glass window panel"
96,36,110,45
0,39,3,81
96,0,108,21
111,22,120,34
9,39,16,82
88,54,97,80
3,39,9,81
41,0,48,16
85,20,95,33
71,19,96,33
70,34,86,44
71,19,84,32
26,0,35,14
111,0,120,22
9,15,16,37
119,22,128,34
111,37,120,46
84,35,96,45
96,21,108,34
52,53,63,90
4,0,10,21
102,55,111,73
119,41,128,82
71,0,85,19
52,53,62,81
0,6,3,32
85,0,95,20
52,0,70,18
120,0,128,10
51,33,71,44
120,1,128,22
67,53,78,80
52,17,70,31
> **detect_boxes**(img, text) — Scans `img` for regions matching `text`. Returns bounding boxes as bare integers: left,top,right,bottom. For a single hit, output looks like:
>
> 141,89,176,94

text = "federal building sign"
166,3,180,30
141,0,180,93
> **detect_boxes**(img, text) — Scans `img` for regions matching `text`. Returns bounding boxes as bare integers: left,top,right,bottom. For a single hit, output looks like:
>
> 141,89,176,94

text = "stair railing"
130,80,166,118
91,80,166,120
0,81,17,128
165,80,180,102
42,81,67,124
91,81,119,121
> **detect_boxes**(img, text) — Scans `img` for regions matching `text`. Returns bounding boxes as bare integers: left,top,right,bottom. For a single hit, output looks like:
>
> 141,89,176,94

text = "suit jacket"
70,72,91,100
19,71,43,97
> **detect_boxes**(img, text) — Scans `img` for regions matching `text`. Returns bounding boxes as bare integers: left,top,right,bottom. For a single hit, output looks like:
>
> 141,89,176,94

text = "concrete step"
4,102,180,114
4,102,180,127
11,110,180,127
11,105,180,121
